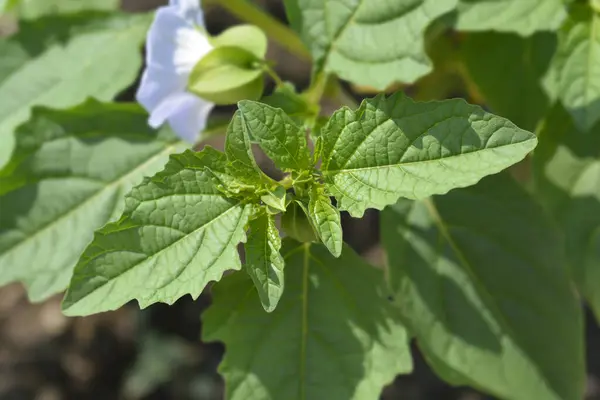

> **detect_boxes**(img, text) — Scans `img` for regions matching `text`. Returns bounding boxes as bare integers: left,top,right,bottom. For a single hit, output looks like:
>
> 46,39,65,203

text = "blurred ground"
1,1,600,399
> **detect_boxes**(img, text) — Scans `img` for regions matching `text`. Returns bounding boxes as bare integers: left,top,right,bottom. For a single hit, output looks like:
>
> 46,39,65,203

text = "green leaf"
0,11,151,168
308,188,343,257
244,212,284,312
260,186,287,212
203,240,412,400
224,111,265,184
452,0,566,35
188,46,264,105
320,92,538,217
15,0,119,18
0,100,185,302
459,32,556,131
381,173,585,400
61,148,252,316
546,4,600,132
284,0,455,88
534,104,600,322
238,100,311,172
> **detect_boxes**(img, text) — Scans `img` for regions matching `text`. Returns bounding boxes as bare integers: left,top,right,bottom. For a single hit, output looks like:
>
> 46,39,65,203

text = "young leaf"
224,110,264,183
244,212,284,312
320,92,538,217
453,0,566,35
62,148,252,316
308,188,343,257
283,0,455,88
546,4,600,131
0,100,185,302
534,104,600,322
238,100,311,172
260,186,287,213
0,11,151,167
203,240,413,400
381,173,585,400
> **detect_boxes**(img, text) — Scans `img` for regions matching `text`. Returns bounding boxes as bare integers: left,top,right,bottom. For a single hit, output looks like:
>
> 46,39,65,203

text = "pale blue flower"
136,0,214,143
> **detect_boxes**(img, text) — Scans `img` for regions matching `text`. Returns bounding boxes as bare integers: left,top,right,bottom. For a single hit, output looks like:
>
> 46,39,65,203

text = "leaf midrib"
320,0,363,69
1,140,183,256
323,138,535,174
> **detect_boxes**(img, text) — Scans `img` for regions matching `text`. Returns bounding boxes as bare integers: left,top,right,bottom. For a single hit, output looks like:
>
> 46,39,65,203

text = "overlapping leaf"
203,240,412,400
238,100,311,172
62,148,252,316
244,212,285,312
0,100,185,301
284,0,456,88
382,173,585,400
546,4,600,132
0,11,151,167
453,0,566,35
320,92,537,217
307,188,342,257
534,104,600,322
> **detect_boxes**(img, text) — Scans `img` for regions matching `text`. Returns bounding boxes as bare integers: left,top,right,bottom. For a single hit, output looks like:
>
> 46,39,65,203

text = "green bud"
210,24,268,59
188,46,264,105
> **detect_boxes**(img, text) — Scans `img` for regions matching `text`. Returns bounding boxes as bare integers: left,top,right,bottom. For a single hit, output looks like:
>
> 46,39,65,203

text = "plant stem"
263,63,285,88
207,0,311,61
305,72,328,106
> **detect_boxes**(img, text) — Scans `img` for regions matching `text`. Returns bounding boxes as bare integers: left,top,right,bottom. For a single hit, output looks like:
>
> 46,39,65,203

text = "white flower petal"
167,93,214,143
169,0,205,26
148,92,214,143
146,7,212,73
136,64,186,115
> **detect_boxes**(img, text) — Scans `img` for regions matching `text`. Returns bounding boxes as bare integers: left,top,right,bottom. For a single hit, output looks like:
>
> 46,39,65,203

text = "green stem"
304,72,328,106
207,0,311,61
263,63,285,88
